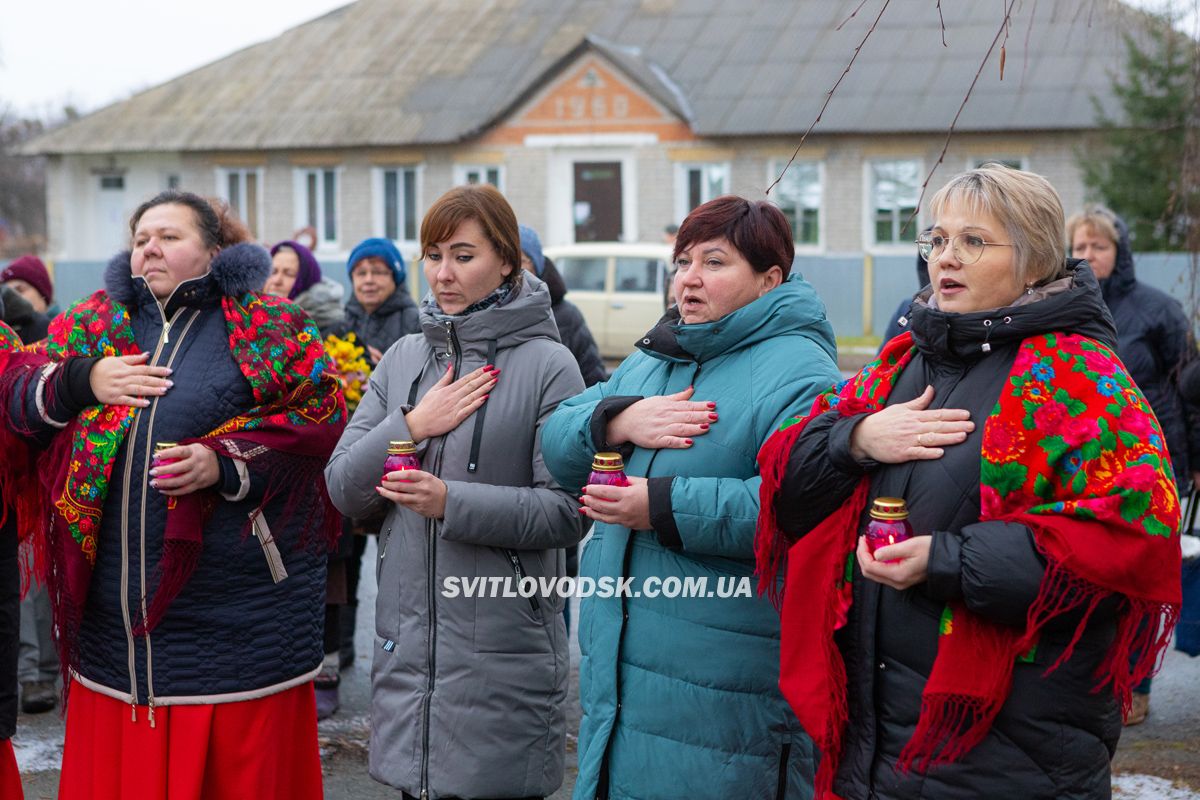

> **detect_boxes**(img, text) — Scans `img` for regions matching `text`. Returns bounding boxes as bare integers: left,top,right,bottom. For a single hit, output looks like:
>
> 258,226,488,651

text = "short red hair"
674,195,793,278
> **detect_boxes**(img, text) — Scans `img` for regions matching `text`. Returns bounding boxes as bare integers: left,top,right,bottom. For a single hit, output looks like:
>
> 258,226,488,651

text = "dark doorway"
573,162,623,242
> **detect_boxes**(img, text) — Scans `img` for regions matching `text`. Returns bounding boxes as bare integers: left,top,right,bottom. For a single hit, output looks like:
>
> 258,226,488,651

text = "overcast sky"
0,0,351,116
0,0,1194,119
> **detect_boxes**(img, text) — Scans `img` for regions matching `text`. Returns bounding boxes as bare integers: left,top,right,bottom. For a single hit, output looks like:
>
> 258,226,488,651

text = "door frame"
545,147,638,246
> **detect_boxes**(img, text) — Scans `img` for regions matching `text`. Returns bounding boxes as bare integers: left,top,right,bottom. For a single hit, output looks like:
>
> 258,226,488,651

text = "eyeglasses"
916,233,1013,265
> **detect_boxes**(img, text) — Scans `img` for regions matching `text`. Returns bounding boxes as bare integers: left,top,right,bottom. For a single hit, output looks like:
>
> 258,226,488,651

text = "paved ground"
14,536,1200,798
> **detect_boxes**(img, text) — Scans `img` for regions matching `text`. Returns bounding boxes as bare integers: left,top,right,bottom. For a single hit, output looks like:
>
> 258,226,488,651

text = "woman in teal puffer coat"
542,195,840,800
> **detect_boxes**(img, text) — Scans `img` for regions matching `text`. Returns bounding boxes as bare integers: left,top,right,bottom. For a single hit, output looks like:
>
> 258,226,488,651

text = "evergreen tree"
1082,14,1198,252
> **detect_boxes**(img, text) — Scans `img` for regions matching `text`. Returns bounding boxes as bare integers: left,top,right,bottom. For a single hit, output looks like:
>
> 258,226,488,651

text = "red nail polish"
483,365,495,372
708,413,718,421
684,439,693,446
580,487,587,495
482,394,489,401
707,402,716,409
700,423,709,430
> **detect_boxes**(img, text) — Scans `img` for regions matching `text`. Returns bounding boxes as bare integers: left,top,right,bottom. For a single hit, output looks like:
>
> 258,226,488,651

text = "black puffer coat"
776,261,1125,800
330,286,420,360
542,257,606,386
1099,214,1199,488
0,284,49,344
11,246,328,706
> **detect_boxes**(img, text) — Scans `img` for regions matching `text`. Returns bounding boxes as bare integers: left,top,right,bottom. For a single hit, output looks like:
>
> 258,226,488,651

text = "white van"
544,242,672,358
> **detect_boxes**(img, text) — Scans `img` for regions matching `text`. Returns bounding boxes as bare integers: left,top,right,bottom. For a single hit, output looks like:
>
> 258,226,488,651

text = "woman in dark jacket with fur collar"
4,191,345,799
1069,205,1198,725
757,165,1181,800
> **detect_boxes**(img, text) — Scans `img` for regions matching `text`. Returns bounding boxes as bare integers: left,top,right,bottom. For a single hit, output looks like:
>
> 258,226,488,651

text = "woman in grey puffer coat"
325,185,585,800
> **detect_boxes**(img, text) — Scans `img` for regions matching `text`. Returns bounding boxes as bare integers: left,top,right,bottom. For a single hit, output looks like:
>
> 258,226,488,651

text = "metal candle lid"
591,452,626,472
154,441,178,453
869,497,909,520
387,440,417,455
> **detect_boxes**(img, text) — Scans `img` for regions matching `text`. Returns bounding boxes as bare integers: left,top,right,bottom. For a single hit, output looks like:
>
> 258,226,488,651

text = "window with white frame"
294,168,339,247
377,166,421,243
869,159,921,246
969,157,1028,171
675,163,728,220
772,160,822,246
455,164,503,191
217,167,262,238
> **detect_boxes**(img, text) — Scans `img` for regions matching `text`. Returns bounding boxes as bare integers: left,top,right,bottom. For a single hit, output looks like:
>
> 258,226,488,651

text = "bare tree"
0,104,48,258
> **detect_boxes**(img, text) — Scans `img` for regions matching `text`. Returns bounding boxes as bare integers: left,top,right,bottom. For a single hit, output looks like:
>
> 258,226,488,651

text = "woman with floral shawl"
756,164,1181,800
2,190,345,799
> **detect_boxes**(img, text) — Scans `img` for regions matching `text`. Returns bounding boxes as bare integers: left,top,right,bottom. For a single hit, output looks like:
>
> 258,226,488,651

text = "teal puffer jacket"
542,274,840,800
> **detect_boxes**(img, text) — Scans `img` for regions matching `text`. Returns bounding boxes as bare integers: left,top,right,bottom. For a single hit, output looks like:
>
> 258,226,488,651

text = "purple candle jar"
383,440,421,482
866,497,913,561
588,452,630,488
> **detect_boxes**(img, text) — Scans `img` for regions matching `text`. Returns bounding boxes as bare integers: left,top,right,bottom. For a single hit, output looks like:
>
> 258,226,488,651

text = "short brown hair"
674,195,793,278
929,163,1065,285
420,185,522,285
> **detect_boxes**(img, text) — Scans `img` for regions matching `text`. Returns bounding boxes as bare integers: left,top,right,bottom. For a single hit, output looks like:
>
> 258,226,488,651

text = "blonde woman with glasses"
757,164,1181,800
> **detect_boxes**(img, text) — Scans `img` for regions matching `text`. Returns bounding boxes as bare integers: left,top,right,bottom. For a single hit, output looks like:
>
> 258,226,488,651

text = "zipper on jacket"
505,549,541,619
597,362,699,797
421,321,458,799
137,307,200,725
775,741,792,800
116,300,181,717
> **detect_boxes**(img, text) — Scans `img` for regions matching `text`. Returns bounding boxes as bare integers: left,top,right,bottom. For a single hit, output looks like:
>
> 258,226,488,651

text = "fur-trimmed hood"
105,243,271,307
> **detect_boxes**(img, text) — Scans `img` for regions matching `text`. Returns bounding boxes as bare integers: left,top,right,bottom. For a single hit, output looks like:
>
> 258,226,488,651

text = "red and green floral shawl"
755,331,1182,799
31,289,346,668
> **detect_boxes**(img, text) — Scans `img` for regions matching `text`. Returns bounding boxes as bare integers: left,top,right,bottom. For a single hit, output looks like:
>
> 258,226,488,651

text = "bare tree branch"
903,0,1019,235
837,0,873,32
936,0,946,46
767,0,892,196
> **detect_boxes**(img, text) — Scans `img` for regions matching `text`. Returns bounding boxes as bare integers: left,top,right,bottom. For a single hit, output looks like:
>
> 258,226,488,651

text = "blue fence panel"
794,255,866,340
6,252,1198,341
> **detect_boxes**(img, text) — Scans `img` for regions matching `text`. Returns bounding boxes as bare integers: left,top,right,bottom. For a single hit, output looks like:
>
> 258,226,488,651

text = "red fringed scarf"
0,322,48,592
27,290,346,677
755,332,1182,798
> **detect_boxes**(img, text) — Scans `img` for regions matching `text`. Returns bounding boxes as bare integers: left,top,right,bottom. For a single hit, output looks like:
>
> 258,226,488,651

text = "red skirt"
0,738,22,800
58,680,323,800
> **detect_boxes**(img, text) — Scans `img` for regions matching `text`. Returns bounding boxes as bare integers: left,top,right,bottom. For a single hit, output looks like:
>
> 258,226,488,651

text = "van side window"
558,258,608,292
614,258,664,293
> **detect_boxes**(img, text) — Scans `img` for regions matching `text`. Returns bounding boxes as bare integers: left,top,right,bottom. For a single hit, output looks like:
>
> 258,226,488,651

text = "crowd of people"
0,163,1189,800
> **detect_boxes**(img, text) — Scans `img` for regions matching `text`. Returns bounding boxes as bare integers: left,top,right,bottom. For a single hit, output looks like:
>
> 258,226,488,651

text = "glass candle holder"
383,440,421,482
588,452,630,488
866,496,913,563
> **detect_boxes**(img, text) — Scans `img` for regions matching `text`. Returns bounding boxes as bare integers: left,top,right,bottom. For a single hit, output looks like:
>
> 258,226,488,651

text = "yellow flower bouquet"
324,332,372,413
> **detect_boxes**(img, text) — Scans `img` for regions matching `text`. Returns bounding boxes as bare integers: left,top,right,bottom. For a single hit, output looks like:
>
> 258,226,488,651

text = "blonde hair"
929,163,1065,285
1066,205,1120,248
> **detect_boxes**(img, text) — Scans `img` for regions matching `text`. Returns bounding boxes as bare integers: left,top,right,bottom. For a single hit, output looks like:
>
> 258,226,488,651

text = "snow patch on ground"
1114,774,1200,799
12,729,63,774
